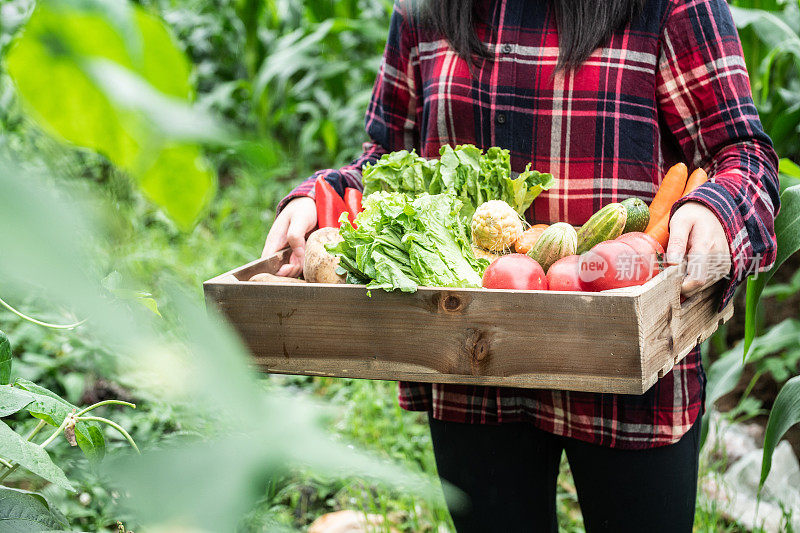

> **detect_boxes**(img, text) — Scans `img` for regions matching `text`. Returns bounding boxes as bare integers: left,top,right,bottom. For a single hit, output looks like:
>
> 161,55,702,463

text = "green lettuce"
361,144,555,218
327,192,488,292
361,150,437,197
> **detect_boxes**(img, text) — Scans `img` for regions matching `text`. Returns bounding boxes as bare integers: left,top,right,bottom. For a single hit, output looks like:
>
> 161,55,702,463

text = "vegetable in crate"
620,198,650,233
304,227,345,284
362,145,555,218
644,163,689,248
472,245,505,263
616,232,663,279
343,188,364,220
546,255,582,291
314,176,350,228
527,222,577,272
327,192,488,292
482,254,548,290
576,203,627,254
514,224,549,254
471,200,523,252
579,237,659,292
362,150,438,196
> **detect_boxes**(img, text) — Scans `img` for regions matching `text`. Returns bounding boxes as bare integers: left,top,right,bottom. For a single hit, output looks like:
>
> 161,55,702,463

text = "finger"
276,250,303,278
286,216,309,259
275,263,301,278
666,215,691,266
277,219,309,278
681,275,705,296
262,215,289,257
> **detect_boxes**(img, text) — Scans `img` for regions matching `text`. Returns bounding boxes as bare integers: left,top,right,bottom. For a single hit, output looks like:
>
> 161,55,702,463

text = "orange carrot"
646,214,671,249
514,224,549,254
682,167,708,197
644,162,688,233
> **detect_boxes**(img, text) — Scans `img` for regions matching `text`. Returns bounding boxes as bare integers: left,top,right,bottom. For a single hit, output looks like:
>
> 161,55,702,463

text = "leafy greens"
327,192,488,292
362,144,555,218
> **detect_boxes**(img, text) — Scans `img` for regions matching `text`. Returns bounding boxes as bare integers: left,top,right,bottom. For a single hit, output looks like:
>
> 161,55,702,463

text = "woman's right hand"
262,196,317,278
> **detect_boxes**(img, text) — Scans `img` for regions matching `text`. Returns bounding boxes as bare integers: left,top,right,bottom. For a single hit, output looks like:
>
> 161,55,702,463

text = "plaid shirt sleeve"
656,0,781,308
277,1,420,213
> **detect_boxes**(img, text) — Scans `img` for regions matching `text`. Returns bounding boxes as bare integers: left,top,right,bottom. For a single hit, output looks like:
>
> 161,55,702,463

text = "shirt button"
496,113,507,125
501,43,513,54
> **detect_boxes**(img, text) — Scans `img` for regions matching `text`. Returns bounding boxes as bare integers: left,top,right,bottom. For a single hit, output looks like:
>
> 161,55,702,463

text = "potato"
248,273,306,283
303,227,345,284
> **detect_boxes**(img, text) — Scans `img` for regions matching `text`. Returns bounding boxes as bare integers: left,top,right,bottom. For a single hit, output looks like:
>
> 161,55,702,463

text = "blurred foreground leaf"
0,156,435,529
6,0,219,229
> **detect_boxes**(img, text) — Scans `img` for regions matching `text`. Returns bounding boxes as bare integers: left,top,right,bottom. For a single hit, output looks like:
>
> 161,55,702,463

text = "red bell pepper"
344,188,363,223
314,177,348,228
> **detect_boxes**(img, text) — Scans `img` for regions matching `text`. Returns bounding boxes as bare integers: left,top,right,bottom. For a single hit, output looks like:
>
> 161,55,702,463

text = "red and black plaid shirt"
279,0,780,448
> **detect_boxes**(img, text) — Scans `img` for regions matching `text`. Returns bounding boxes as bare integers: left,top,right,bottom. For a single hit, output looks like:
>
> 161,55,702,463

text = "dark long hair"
422,0,646,70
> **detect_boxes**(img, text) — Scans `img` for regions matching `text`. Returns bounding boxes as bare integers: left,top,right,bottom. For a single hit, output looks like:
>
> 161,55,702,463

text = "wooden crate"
204,249,733,395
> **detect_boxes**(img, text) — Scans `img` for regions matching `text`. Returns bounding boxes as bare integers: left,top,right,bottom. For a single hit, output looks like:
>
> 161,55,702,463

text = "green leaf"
6,0,217,230
779,158,800,192
0,332,10,386
12,380,105,463
0,387,35,418
760,375,800,490
0,487,69,532
101,272,161,317
743,184,800,359
0,422,73,491
730,6,800,61
84,59,230,145
705,345,746,411
137,144,217,230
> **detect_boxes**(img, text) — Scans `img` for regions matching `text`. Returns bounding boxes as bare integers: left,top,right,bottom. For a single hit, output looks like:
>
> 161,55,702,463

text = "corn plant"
730,0,800,160
705,161,800,490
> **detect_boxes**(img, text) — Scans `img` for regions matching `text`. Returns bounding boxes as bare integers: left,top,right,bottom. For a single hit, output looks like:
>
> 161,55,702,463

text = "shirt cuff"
276,177,316,215
671,181,747,310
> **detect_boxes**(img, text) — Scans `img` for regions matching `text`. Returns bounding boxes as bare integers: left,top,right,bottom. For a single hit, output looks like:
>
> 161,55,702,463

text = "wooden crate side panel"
638,273,732,384
204,282,645,393
258,362,646,393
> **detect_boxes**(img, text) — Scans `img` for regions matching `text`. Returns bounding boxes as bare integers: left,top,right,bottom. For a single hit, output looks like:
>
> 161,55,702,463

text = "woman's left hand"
666,201,732,295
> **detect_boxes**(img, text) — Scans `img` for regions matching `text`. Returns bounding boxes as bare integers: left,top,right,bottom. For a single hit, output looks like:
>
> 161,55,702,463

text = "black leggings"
428,416,701,533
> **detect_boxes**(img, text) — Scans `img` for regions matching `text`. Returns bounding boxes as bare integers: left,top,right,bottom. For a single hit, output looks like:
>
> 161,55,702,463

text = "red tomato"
615,233,662,278
617,232,665,256
578,240,651,291
482,253,548,290
546,255,583,291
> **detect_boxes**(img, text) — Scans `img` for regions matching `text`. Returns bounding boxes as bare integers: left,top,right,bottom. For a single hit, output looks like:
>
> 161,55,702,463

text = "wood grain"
204,252,732,395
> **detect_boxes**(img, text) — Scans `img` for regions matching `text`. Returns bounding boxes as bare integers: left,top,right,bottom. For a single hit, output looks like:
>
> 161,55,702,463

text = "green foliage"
2,0,798,529
0,153,431,530
0,421,73,491
760,375,800,489
0,486,69,532
10,379,106,463
779,157,800,190
743,184,800,358
730,1,800,160
0,332,10,386
7,0,218,229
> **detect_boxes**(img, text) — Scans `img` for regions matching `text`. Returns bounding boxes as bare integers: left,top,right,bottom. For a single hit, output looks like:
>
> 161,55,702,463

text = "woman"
263,0,779,531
